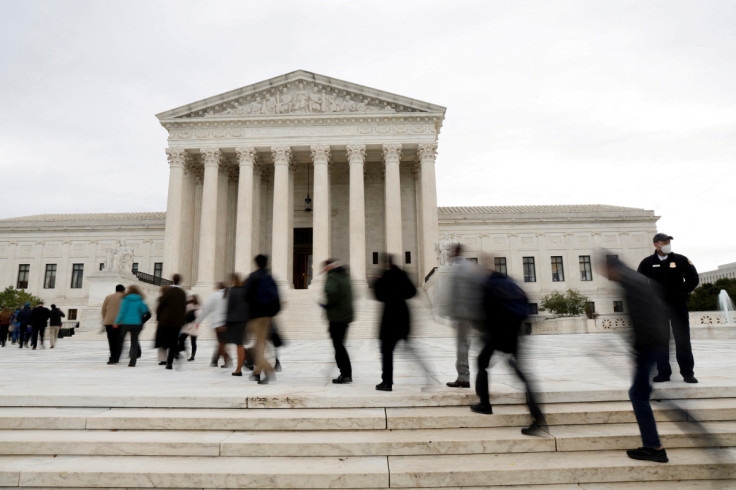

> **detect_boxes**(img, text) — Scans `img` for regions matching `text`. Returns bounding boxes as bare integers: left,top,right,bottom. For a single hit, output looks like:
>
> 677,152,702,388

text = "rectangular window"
466,257,478,263
579,255,592,281
523,257,536,282
44,264,57,289
17,264,30,289
551,256,565,282
494,257,507,277
67,309,77,320
528,303,538,315
99,262,104,271
613,301,624,313
70,264,84,289
372,252,379,265
132,263,139,274
154,263,163,278
405,251,411,265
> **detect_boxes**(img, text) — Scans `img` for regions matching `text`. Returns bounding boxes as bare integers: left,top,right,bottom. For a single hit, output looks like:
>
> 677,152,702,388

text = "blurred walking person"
114,285,150,367
155,274,187,370
244,255,281,384
48,304,65,348
196,282,230,368
0,307,11,346
604,254,670,463
178,295,200,361
373,254,417,392
471,267,544,436
226,274,249,376
102,285,125,364
17,303,32,348
29,302,50,350
321,259,354,384
446,244,485,388
10,308,21,345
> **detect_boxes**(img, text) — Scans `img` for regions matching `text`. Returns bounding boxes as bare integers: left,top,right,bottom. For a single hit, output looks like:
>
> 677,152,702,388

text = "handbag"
141,311,152,325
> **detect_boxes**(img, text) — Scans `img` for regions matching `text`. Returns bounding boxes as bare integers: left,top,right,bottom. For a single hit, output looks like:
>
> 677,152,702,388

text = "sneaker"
333,375,353,384
470,403,493,414
158,361,167,366
683,376,698,383
652,375,670,383
375,383,392,391
626,447,668,463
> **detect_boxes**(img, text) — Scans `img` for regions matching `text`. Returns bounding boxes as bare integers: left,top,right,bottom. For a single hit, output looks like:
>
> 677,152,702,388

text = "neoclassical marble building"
157,70,443,292
0,71,662,336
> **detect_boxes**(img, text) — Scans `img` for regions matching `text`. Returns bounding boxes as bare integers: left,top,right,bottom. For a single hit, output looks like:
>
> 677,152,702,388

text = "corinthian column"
383,143,403,263
234,147,256,274
417,143,440,282
163,148,187,279
310,144,331,286
347,144,367,285
195,148,223,289
271,146,292,285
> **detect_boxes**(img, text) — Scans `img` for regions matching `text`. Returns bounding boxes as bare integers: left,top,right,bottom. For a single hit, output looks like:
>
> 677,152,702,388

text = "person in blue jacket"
113,285,150,367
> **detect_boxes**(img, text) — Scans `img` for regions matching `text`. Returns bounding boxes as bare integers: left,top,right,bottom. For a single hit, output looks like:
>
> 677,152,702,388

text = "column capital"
165,148,187,169
201,148,224,168
272,146,292,165
417,143,438,162
310,144,331,165
346,144,366,163
382,143,402,162
235,147,257,166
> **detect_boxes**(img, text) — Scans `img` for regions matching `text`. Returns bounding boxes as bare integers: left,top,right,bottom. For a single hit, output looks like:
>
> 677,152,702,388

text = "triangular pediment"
157,70,446,121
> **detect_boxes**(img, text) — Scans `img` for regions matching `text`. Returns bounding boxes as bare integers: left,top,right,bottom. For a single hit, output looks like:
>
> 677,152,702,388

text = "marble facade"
156,70,444,291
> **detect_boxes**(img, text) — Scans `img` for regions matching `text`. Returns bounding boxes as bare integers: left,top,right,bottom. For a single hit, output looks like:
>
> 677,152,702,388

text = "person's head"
50,304,56,310
24,302,31,308
653,233,673,256
115,284,125,293
254,254,268,269
171,273,182,286
188,294,200,306
126,285,144,298
37,302,44,307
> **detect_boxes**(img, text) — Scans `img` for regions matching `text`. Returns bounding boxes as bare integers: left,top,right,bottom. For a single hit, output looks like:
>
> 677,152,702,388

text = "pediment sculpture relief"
180,82,425,118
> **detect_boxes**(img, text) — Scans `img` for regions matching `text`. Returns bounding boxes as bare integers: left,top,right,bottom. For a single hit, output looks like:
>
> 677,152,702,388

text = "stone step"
387,448,736,487
2,421,734,458
0,449,733,488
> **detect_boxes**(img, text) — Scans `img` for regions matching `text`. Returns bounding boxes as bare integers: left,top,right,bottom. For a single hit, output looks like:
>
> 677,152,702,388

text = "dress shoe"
231,371,242,377
210,361,218,367
333,375,353,384
158,361,167,366
187,357,195,362
446,380,470,388
470,403,493,414
521,420,545,435
106,360,115,365
244,362,254,371
375,383,392,391
652,375,670,382
165,363,173,370
626,446,668,463
128,359,136,367
683,376,699,383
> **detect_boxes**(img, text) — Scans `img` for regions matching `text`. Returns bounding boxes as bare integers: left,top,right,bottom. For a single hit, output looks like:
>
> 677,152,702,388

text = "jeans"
120,325,142,360
329,321,352,377
630,346,663,448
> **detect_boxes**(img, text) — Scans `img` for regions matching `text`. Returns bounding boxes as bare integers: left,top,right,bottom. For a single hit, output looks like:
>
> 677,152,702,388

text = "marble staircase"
1,395,735,487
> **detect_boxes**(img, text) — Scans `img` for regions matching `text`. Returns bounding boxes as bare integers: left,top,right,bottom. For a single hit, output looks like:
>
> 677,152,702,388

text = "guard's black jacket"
637,251,699,305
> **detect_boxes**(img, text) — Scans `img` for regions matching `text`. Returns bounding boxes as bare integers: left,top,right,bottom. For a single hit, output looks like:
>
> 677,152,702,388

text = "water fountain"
718,289,735,325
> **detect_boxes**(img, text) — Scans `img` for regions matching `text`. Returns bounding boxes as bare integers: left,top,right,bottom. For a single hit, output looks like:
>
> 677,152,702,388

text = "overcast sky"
1,0,734,272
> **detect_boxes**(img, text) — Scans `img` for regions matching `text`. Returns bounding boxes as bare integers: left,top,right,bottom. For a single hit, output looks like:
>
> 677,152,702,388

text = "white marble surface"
2,334,736,410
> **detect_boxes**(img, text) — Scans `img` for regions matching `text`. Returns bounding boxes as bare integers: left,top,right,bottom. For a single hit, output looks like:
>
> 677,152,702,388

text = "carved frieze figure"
437,234,459,267
276,87,292,114
261,94,277,115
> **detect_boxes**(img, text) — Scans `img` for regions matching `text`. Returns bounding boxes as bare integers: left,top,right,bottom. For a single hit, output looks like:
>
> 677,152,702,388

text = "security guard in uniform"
637,233,699,383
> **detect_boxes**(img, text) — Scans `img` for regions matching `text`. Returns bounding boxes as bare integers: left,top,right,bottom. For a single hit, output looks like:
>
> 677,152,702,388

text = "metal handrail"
134,271,173,287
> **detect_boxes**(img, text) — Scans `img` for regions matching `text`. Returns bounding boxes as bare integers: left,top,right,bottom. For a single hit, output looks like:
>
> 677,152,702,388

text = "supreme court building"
0,71,660,336
158,70,444,292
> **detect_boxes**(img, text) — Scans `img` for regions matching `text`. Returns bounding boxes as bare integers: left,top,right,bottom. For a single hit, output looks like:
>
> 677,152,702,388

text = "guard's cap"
653,233,673,243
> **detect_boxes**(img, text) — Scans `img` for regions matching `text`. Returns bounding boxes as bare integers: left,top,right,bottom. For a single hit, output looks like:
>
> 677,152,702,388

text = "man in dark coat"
321,259,354,384
29,302,51,350
16,303,32,349
637,233,699,383
156,273,187,370
373,254,416,392
244,255,281,384
606,255,670,463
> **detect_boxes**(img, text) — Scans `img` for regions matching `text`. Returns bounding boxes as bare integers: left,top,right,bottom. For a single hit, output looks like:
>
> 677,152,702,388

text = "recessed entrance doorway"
293,228,313,289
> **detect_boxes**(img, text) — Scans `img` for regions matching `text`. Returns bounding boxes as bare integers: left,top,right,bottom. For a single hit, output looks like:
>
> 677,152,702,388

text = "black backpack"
257,274,281,317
